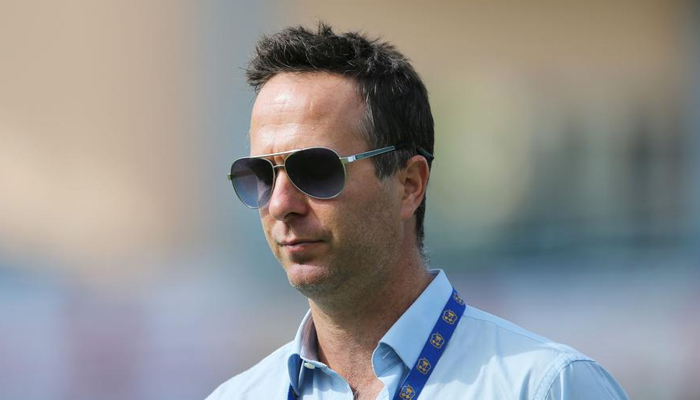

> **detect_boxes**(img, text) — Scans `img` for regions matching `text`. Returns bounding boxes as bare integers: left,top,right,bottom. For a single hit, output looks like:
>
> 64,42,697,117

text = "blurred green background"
1,1,699,399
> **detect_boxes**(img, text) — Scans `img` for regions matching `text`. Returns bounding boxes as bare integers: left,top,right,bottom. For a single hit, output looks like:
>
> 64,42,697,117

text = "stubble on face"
287,184,401,305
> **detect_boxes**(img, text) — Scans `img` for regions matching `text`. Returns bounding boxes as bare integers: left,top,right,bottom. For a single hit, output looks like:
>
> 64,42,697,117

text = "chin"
285,262,340,298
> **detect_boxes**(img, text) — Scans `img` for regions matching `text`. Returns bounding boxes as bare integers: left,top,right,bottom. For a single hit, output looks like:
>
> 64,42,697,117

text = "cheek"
329,193,395,241
309,200,358,242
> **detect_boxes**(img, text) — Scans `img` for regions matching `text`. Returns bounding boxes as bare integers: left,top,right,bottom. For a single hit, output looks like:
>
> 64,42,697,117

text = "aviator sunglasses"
228,145,433,208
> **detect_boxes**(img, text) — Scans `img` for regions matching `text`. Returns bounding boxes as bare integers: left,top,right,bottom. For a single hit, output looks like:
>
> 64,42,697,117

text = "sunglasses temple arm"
340,146,398,164
417,146,434,161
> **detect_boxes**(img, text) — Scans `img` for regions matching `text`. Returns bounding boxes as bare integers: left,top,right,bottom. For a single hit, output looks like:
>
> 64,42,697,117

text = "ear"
399,155,430,221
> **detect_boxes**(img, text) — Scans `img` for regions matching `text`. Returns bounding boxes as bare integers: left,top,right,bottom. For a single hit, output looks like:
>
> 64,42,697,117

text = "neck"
308,254,433,387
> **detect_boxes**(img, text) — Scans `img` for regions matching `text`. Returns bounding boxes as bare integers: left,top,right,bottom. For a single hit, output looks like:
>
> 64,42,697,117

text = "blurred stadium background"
1,1,699,399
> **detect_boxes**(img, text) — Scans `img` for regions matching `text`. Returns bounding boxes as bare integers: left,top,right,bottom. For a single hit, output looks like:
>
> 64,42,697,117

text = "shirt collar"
377,269,453,369
287,310,317,395
286,269,454,390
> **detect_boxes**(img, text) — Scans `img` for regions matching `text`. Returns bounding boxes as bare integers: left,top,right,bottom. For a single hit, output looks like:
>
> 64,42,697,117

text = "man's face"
249,72,404,300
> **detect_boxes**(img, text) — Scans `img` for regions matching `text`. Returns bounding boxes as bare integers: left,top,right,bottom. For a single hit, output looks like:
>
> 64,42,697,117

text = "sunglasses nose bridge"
265,160,312,219
266,162,284,178
270,163,286,185
269,162,301,198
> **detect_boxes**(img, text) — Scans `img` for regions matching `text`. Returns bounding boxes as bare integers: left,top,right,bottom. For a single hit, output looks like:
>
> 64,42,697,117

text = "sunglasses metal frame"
227,145,400,208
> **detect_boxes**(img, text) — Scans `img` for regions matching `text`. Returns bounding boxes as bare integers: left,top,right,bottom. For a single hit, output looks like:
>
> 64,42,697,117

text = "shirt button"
303,362,316,369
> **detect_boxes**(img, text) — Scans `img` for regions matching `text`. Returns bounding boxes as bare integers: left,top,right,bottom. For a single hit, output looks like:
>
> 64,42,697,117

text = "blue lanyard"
288,288,466,400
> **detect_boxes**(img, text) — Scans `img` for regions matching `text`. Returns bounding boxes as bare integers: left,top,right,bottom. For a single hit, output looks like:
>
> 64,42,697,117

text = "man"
208,24,629,400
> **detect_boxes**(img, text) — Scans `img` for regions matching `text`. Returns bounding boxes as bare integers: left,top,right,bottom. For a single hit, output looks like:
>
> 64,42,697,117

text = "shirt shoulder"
204,341,294,400
542,359,629,400
426,305,627,399
462,304,587,360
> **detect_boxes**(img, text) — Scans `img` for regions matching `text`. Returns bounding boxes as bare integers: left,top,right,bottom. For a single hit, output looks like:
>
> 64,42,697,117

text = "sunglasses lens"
286,148,345,199
230,158,274,208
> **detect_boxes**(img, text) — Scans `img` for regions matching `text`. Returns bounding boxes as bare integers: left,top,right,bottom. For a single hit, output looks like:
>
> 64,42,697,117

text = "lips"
277,238,325,257
279,239,322,246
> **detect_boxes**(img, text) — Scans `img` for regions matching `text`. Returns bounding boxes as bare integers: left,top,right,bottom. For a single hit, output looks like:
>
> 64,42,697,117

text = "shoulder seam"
532,358,598,400
462,312,552,346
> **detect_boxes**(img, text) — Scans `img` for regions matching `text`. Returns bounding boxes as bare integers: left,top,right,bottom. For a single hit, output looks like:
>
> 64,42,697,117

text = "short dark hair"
246,23,435,253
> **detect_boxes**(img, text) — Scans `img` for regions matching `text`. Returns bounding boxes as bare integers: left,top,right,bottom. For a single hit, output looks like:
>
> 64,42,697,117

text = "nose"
266,167,309,221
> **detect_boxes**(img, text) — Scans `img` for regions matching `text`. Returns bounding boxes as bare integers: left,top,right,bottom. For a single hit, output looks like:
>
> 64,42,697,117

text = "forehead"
249,72,367,154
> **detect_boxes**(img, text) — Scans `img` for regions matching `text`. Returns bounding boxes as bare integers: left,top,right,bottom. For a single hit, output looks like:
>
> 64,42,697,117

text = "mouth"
279,239,324,253
280,239,322,246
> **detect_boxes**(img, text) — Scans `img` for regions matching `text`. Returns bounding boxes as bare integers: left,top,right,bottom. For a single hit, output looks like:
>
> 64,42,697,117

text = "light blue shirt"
206,270,629,400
